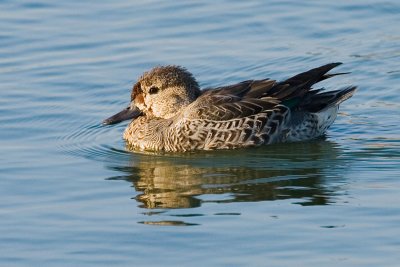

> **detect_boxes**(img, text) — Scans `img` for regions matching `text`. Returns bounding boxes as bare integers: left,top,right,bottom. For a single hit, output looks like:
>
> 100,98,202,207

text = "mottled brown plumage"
104,63,356,152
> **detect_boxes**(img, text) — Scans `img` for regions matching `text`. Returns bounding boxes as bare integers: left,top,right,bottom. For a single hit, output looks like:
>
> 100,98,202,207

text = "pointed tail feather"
283,62,343,86
268,62,349,101
301,86,357,113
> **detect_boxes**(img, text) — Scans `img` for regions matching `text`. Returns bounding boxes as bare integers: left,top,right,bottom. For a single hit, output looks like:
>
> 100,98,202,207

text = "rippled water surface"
1,0,400,266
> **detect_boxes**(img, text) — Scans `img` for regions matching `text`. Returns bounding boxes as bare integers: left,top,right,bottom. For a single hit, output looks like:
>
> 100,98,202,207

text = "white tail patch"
316,106,338,133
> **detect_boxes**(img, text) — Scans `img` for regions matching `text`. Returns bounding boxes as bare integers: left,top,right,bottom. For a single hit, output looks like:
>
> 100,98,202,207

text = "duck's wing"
183,79,280,121
183,62,353,121
260,62,350,106
201,79,276,99
201,63,346,100
270,62,356,112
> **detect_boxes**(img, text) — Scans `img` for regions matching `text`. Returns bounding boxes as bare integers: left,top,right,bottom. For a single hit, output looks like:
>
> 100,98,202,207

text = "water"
1,0,399,266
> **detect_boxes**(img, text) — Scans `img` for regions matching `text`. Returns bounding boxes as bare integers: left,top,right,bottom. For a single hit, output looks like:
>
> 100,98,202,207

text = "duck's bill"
103,105,142,125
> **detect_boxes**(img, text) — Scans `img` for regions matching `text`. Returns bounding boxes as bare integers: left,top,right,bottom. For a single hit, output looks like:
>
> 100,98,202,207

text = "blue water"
1,0,400,266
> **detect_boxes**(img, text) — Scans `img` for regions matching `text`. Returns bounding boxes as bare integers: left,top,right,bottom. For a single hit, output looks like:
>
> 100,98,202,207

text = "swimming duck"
103,63,356,152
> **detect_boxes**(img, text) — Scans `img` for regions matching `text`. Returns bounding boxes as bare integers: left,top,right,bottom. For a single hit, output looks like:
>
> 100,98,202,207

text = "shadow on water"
105,139,350,212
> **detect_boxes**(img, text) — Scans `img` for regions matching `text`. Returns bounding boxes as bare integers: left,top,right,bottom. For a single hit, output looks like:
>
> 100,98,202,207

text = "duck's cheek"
150,106,162,118
150,98,167,116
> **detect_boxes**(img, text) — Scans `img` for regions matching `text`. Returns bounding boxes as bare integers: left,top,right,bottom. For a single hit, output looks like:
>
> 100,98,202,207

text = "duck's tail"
281,62,349,88
300,86,357,113
274,62,356,112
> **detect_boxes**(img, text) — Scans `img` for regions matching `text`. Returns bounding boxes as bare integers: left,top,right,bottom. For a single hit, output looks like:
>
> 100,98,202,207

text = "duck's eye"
149,86,159,95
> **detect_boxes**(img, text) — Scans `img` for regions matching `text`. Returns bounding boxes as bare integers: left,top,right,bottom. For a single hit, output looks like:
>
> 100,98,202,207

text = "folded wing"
182,62,353,121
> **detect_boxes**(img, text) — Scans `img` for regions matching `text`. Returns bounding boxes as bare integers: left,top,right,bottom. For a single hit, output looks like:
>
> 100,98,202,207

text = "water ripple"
59,122,132,163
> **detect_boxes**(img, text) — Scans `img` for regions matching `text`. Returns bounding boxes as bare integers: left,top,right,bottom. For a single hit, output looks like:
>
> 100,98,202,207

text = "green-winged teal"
104,63,356,152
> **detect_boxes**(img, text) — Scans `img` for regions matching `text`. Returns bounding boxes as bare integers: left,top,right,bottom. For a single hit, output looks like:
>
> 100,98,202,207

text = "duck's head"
103,65,201,125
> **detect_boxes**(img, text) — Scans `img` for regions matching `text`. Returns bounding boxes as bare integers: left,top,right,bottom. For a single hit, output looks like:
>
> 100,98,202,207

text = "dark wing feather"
201,79,276,99
267,62,356,111
183,62,354,121
184,94,279,121
267,62,344,102
299,86,357,112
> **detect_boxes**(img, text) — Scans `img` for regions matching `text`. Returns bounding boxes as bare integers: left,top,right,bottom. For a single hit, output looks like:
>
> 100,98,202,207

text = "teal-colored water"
1,1,400,266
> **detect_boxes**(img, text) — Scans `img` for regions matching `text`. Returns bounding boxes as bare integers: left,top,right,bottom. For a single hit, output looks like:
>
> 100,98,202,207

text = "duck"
103,63,356,152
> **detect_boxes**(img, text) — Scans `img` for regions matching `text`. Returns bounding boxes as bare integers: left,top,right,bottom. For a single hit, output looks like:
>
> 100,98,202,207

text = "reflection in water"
106,140,349,210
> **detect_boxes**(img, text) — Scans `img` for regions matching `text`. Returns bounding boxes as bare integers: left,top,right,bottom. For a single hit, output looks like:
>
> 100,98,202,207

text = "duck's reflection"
106,139,348,210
